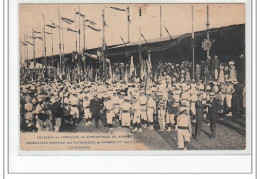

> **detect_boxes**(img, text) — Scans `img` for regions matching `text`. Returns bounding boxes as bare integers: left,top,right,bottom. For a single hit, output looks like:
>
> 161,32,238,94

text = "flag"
110,6,126,12
46,24,56,29
128,15,131,23
104,21,109,27
61,17,74,24
35,36,43,40
34,31,41,34
86,25,101,32
25,41,33,45
139,7,142,16
67,28,79,33
85,19,96,25
21,42,27,46
44,31,51,35
75,12,85,17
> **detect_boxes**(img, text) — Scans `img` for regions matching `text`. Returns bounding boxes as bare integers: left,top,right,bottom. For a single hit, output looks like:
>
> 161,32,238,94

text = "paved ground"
59,115,246,150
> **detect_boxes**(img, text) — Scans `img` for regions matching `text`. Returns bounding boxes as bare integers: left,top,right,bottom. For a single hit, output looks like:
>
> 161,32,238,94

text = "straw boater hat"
232,79,238,84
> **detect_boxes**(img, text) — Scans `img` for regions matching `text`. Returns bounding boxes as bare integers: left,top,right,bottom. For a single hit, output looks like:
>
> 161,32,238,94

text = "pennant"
75,12,85,17
35,36,43,40
46,24,56,29
61,17,74,24
34,31,41,34
86,25,101,32
104,21,109,27
85,19,96,25
25,41,33,46
67,28,79,33
110,6,126,12
44,31,51,35
21,42,27,46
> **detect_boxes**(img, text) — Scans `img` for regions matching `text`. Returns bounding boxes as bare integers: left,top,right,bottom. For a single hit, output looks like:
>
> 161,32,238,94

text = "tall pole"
78,7,81,53
83,15,86,51
23,34,26,74
62,17,64,54
75,8,77,52
51,27,53,56
43,14,48,77
102,8,106,80
160,6,162,38
32,29,36,79
58,7,62,74
192,5,195,80
138,7,142,66
127,6,130,43
206,5,210,58
20,39,22,75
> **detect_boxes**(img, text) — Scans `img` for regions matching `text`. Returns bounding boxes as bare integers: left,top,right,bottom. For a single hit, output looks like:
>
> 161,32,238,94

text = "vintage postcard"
19,3,246,151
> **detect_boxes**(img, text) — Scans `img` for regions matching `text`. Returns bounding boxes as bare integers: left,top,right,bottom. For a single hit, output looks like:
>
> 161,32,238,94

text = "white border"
6,0,255,174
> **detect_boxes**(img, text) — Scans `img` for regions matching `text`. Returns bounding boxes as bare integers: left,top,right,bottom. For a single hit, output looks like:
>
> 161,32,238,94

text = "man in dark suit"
90,93,104,129
195,93,207,140
207,92,221,138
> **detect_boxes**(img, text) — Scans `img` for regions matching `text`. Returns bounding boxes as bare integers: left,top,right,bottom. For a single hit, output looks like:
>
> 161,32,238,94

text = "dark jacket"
90,98,102,116
208,98,220,121
195,100,207,120
51,101,62,118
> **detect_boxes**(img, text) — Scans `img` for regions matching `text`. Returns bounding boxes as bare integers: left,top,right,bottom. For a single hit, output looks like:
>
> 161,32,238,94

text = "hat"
54,95,60,100
93,93,98,97
124,96,129,101
210,92,215,96
146,90,152,95
232,79,238,84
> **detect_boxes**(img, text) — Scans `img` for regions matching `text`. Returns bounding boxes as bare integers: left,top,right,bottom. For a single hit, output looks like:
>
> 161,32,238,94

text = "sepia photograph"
19,3,246,151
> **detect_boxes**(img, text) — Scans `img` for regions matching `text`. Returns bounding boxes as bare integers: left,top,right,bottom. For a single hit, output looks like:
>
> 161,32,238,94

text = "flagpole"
102,7,106,80
160,6,162,38
206,5,210,58
139,7,142,77
192,5,195,80
58,7,62,74
83,15,86,51
83,15,86,74
62,16,64,54
78,7,81,52
127,6,130,43
23,34,28,75
32,29,36,80
75,8,77,52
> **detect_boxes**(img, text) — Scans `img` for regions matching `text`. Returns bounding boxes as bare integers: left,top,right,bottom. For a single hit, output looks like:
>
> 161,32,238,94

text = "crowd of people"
20,54,246,150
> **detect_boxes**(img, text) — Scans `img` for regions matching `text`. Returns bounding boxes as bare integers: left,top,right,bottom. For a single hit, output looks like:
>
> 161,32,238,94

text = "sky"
19,3,245,60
